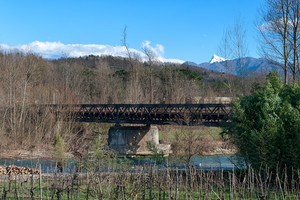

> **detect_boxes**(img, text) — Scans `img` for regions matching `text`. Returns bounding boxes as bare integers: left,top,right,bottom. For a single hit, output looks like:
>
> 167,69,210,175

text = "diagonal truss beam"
45,104,232,126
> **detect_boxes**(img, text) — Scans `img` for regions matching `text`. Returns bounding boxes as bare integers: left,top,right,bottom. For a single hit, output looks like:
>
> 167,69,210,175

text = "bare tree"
289,0,300,82
231,17,248,77
218,17,248,93
142,45,156,104
218,28,235,94
258,0,292,84
122,26,142,103
123,26,133,70
172,129,209,166
122,26,135,103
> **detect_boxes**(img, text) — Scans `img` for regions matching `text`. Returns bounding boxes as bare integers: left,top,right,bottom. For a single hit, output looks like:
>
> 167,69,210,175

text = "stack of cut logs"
0,165,40,175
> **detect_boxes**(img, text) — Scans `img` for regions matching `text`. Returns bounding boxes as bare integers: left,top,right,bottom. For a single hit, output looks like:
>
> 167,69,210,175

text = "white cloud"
0,41,184,64
258,18,294,32
141,40,165,58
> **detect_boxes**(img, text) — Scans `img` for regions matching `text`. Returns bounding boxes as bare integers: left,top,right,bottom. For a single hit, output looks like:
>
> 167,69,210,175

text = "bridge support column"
108,125,171,157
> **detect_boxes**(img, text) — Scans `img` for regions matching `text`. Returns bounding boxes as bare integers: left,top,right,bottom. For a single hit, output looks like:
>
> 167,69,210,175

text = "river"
0,154,240,173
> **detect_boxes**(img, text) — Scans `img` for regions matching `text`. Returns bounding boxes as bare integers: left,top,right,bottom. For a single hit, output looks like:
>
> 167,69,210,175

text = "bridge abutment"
108,125,171,157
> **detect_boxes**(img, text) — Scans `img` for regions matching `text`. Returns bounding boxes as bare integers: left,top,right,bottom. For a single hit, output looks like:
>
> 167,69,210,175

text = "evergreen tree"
223,71,300,174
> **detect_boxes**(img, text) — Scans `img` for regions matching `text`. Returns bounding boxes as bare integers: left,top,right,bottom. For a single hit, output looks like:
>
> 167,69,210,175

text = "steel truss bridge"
46,104,232,126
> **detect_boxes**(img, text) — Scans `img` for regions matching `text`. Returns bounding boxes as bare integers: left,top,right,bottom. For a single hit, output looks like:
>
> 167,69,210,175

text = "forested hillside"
51,55,265,104
0,52,266,153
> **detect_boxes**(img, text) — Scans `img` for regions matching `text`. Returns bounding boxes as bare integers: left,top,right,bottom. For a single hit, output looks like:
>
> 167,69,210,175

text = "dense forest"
0,52,267,153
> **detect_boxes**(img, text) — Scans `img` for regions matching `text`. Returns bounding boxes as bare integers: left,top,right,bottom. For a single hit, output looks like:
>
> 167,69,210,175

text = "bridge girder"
45,104,232,126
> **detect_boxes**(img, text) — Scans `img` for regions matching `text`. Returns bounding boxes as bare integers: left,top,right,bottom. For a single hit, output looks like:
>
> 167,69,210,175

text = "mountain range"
0,41,280,76
184,55,279,76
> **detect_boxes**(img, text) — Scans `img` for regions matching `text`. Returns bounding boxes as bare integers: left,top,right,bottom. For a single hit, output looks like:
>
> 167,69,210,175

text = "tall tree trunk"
283,0,290,84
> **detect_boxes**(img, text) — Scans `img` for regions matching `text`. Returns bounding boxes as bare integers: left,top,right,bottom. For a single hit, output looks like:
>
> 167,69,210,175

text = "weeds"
0,164,299,199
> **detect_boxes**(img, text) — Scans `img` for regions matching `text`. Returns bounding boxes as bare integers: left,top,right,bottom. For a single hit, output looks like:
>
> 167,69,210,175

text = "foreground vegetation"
223,72,300,175
0,164,299,200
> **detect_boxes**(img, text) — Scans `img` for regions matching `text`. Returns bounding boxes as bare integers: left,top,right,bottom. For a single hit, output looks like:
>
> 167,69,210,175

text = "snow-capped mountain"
209,54,226,64
0,41,279,74
184,56,278,76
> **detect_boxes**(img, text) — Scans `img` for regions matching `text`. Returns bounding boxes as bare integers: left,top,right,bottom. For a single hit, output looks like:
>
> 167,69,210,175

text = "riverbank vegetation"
0,52,256,157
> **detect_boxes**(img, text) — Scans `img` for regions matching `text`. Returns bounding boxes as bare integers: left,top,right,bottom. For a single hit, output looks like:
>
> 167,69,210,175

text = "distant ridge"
184,56,278,76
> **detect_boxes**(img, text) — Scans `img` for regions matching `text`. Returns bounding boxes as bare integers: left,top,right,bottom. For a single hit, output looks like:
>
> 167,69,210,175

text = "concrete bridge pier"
108,125,171,157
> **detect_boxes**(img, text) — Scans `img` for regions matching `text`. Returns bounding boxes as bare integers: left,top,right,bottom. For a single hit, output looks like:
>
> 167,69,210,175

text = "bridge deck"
47,104,232,126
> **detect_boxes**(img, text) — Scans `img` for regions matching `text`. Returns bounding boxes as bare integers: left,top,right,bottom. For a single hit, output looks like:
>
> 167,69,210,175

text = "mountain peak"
209,54,226,64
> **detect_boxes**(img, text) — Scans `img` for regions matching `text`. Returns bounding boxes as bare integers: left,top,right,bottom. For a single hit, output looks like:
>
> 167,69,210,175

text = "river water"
0,154,239,173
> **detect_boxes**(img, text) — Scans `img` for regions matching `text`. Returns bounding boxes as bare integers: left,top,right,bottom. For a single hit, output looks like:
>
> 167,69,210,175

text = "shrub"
80,135,116,171
223,71,300,174
52,132,67,172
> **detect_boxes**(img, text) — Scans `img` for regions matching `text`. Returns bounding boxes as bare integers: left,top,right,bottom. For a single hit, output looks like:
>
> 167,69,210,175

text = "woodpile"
0,165,40,175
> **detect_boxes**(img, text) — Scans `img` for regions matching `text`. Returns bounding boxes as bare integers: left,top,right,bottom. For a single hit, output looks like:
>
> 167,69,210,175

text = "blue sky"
0,0,263,63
